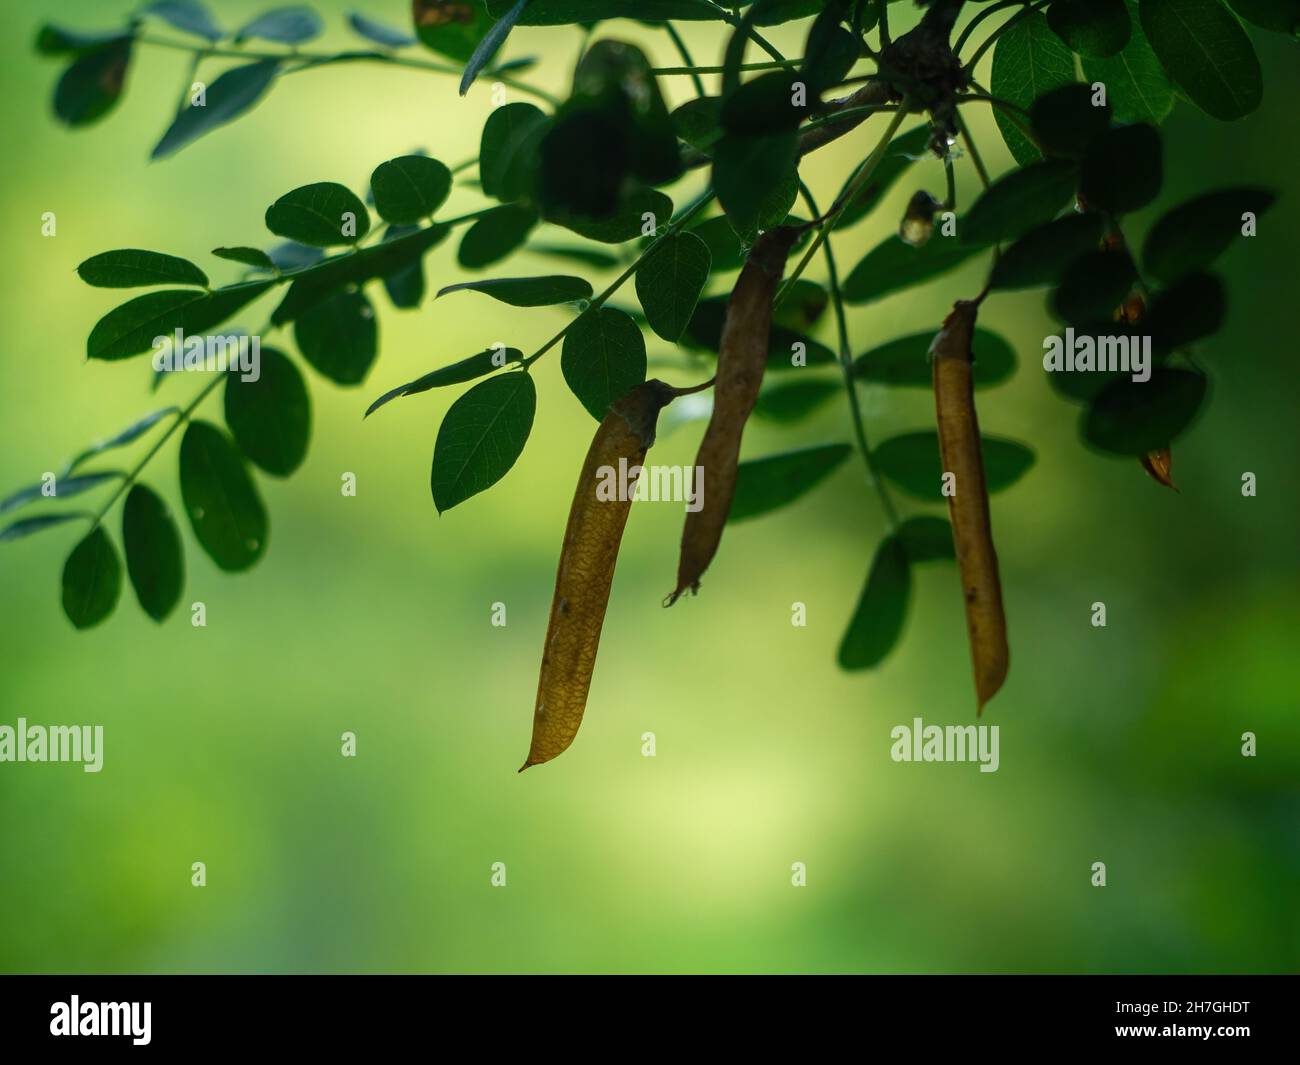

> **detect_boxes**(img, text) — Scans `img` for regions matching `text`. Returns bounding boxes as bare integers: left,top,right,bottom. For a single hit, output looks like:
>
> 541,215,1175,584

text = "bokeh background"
1,1,1296,974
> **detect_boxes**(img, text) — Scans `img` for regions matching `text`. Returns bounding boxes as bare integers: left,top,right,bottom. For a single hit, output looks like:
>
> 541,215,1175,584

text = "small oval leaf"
430,373,537,513
122,483,184,621
61,526,122,629
179,420,268,571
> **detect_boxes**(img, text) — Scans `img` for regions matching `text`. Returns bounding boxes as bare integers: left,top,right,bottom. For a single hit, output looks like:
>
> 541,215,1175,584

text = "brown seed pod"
522,379,678,771
667,225,800,603
930,299,1010,714
1140,447,1179,491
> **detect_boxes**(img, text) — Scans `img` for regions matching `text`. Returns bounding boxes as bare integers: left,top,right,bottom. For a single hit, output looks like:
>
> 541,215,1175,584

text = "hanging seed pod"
930,299,1009,714
522,379,678,771
668,225,800,604
899,190,942,247
1140,447,1178,491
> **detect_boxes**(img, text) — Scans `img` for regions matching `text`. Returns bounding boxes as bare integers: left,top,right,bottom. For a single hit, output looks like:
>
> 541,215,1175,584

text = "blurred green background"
1,1,1296,974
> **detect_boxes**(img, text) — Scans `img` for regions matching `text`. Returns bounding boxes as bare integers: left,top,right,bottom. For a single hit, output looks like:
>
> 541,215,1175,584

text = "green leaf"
457,204,539,268
36,24,126,56
728,443,851,523
87,281,274,360
672,96,723,152
1082,1,1175,124
1047,0,1131,56
381,225,426,308
722,71,808,135
122,484,184,621
485,0,722,24
64,408,178,474
1082,368,1208,454
833,125,933,230
838,536,910,671
412,0,491,61
366,347,524,417
179,420,268,571
437,275,592,306
962,160,1079,245
528,244,621,271
1,513,92,543
213,246,277,271
266,182,370,247
636,232,712,343
461,0,527,94
713,131,799,239
78,249,208,289
873,432,1036,501
685,297,835,369
843,235,987,305
1029,83,1112,158
561,308,648,420
223,346,311,476
151,60,279,159
1,472,121,516
801,6,859,94
347,12,416,48
989,213,1105,290
479,102,548,202
1052,250,1138,323
896,515,955,563
990,10,1076,165
293,289,377,385
143,0,223,40
1140,0,1262,120
854,328,1017,388
54,38,132,127
1043,322,1137,402
1146,271,1226,351
1226,0,1300,34
430,372,536,512
1079,123,1162,213
61,526,122,629
753,378,841,422
234,6,323,44
370,156,452,225
548,187,675,245
1142,186,1277,283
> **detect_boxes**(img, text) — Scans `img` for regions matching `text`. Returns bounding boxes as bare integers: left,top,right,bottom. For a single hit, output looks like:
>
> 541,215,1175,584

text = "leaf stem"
662,23,708,97
962,0,1051,74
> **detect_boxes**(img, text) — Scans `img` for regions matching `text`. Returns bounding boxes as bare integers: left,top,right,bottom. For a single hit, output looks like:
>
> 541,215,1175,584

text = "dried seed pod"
930,299,1010,713
668,225,799,603
1140,447,1178,491
522,379,678,771
899,190,942,247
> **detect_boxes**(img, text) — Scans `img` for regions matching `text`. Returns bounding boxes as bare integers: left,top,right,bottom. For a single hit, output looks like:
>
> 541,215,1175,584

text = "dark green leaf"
179,420,268,571
266,182,370,247
1,472,120,516
989,213,1105,290
347,12,416,48
636,232,711,343
293,289,377,385
213,246,277,271
381,225,426,308
672,96,723,152
461,0,527,94
1052,250,1137,323
1082,0,1174,123
527,244,621,270
561,308,648,420
437,275,592,306
413,0,492,61
235,6,323,44
122,484,184,621
267,242,324,271
754,378,840,422
990,10,1076,165
838,536,910,670
78,249,208,289
548,187,674,245
64,408,178,474
87,281,274,360
151,60,279,159
962,160,1078,245
1047,0,1131,56
773,279,829,332
144,0,223,40
1079,123,1162,213
873,432,1036,501
896,515,955,563
1029,83,1112,158
36,24,125,56
479,102,549,202
1043,322,1137,402
854,328,1017,388
833,125,932,230
728,443,851,522
843,234,987,305
430,372,536,512
1140,0,1262,120
223,346,311,476
54,38,132,127
61,526,122,629
1146,271,1226,351
1,513,91,543
713,131,798,239
1142,186,1277,283
366,346,523,417
370,156,452,224
458,204,538,268
1226,0,1300,34
722,71,808,135
801,9,858,94
685,296,835,369
1082,368,1208,454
